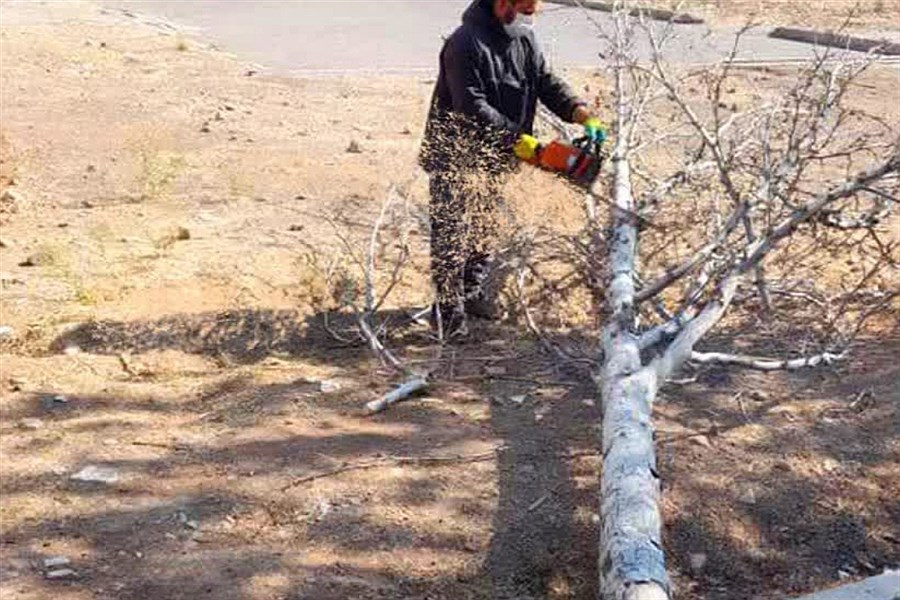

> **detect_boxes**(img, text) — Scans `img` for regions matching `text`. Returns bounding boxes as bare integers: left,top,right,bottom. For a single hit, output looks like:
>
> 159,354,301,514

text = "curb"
790,570,900,600
543,0,704,24
769,27,900,56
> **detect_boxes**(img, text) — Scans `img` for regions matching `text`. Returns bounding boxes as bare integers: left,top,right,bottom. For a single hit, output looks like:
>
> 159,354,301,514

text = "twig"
365,376,429,414
528,482,565,512
490,375,581,388
132,441,190,451
279,447,600,491
280,448,502,491
690,350,847,371
733,391,751,424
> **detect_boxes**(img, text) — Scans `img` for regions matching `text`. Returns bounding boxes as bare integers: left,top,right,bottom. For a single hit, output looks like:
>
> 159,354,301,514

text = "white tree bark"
597,61,670,599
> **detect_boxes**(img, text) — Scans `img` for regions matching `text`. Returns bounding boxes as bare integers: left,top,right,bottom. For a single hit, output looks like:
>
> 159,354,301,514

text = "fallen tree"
584,5,899,599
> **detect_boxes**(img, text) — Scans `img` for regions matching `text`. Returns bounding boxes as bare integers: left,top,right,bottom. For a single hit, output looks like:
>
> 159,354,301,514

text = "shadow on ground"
1,312,897,599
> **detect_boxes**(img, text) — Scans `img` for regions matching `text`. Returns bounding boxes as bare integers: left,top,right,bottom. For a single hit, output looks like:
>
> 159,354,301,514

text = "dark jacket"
420,0,584,174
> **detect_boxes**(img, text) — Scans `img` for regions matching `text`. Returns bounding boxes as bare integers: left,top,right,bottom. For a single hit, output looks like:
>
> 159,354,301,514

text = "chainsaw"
522,136,605,190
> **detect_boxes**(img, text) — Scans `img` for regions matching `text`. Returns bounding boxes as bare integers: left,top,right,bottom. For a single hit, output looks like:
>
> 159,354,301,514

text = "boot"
463,254,503,321
430,303,468,340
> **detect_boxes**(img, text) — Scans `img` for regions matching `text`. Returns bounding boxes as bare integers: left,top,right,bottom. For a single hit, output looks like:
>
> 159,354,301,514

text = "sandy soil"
1,2,898,600
669,0,900,32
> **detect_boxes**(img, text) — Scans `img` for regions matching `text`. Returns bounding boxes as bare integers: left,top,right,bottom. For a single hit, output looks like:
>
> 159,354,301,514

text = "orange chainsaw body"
525,138,603,189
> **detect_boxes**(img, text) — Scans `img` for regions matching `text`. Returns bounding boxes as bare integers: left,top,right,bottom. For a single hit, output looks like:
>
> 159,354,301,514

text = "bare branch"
690,349,847,371
742,153,900,270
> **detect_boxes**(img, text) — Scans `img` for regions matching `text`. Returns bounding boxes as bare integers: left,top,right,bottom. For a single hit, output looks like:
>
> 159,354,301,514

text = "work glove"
583,117,607,144
513,133,540,161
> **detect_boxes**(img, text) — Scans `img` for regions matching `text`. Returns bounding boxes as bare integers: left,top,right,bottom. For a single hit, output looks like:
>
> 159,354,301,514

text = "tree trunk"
596,136,670,599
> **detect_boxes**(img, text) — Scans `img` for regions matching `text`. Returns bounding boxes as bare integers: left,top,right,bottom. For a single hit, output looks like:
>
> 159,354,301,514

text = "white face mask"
513,12,535,28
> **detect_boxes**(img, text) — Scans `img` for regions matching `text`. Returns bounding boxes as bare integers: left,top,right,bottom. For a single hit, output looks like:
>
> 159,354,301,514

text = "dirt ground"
1,2,899,600
669,0,900,32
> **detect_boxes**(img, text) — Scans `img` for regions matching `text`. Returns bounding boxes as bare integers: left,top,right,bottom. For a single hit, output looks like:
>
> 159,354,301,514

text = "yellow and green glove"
513,134,540,161
583,117,607,144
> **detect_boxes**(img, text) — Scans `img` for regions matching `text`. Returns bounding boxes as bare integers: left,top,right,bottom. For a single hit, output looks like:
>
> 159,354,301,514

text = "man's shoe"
430,304,468,339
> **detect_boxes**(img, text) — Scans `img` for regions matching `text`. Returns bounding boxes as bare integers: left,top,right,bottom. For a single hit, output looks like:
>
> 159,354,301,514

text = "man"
420,0,605,338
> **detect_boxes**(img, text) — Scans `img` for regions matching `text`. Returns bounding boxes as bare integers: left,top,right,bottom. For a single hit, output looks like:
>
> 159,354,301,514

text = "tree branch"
690,349,847,371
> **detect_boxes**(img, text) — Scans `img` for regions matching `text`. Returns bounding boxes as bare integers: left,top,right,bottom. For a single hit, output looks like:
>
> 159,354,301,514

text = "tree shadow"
484,359,601,600
659,334,900,599
11,309,898,599
49,308,426,366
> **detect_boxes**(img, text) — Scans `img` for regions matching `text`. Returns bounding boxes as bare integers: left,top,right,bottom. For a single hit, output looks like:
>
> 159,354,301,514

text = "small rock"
319,380,340,393
690,435,712,449
245,69,257,77
0,273,24,287
18,418,44,431
185,520,199,530
689,552,707,572
70,465,120,484
223,104,235,111
346,140,363,154
288,224,304,232
175,227,190,241
45,569,77,580
0,237,10,248
590,513,601,525
134,551,143,559
1,188,23,206
86,164,96,173
164,533,177,540
213,111,224,121
750,390,770,402
42,557,70,569
738,488,757,505
17,257,36,267
52,394,69,403
582,399,596,408
199,122,211,133
57,222,68,228
508,395,526,406
484,366,506,376
0,325,14,340
401,127,412,135
81,200,95,209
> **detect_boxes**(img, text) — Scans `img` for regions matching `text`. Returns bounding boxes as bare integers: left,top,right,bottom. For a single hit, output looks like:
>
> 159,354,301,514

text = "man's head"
493,0,541,25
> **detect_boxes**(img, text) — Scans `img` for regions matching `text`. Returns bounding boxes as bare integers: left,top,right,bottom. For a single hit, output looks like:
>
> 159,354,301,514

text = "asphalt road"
100,0,892,75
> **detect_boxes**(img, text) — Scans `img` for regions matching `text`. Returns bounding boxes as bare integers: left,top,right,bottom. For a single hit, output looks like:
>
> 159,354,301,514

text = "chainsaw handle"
571,135,603,157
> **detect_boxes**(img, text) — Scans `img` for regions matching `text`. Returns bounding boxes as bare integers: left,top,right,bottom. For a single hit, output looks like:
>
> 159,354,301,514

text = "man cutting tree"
420,0,606,338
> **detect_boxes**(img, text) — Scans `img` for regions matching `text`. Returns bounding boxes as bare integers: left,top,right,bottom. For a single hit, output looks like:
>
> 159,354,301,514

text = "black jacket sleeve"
442,33,520,138
535,45,584,123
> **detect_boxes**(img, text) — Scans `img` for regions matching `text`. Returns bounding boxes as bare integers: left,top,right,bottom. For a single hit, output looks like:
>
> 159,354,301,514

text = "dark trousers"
429,171,502,320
